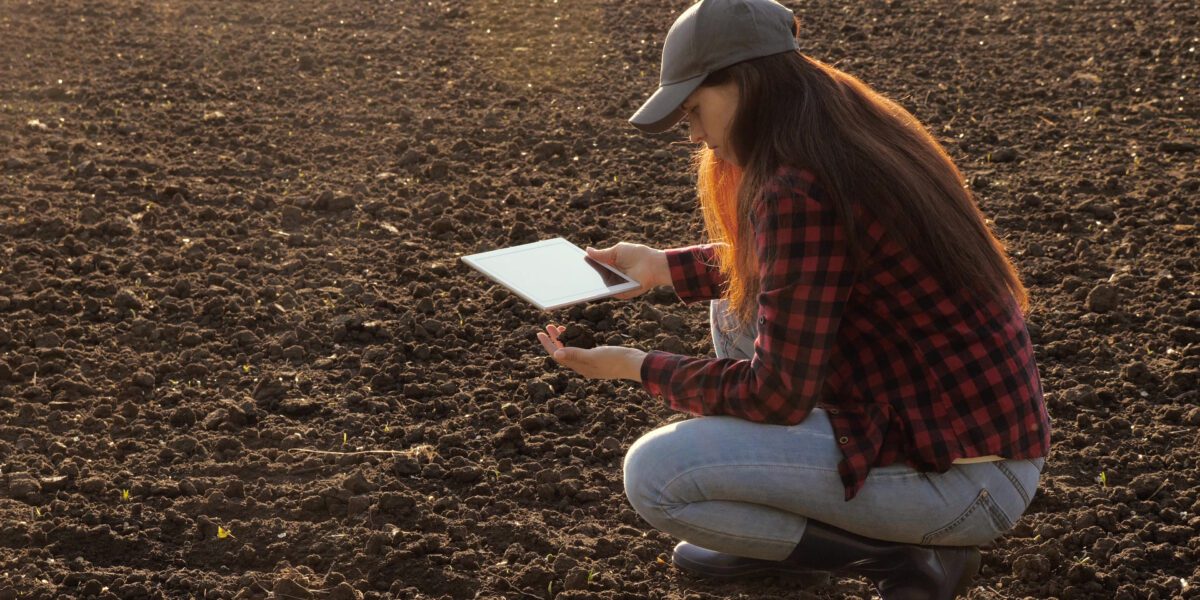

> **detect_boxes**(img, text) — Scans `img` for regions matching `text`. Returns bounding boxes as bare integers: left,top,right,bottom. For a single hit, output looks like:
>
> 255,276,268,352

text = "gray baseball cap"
629,0,800,134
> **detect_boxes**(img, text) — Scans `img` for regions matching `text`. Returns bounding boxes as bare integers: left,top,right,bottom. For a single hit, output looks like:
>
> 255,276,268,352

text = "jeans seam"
920,488,1012,545
653,462,840,528
658,501,800,546
657,463,842,507
993,461,1031,507
921,492,983,544
655,461,813,547
983,492,1014,532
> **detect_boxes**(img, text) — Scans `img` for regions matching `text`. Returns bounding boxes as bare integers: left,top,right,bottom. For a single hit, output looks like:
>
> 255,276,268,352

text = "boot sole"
671,554,813,579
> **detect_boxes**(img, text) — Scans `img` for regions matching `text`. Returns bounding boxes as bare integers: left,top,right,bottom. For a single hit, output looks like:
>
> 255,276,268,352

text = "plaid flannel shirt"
640,165,1052,500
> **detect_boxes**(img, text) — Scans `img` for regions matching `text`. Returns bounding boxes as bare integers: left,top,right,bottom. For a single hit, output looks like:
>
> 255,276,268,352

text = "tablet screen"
462,238,640,310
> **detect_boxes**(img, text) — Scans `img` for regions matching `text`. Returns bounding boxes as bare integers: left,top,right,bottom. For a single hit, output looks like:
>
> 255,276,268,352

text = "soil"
1,0,1197,599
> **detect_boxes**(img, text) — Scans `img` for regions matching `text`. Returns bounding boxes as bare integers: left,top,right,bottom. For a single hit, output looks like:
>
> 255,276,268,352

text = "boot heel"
952,548,981,598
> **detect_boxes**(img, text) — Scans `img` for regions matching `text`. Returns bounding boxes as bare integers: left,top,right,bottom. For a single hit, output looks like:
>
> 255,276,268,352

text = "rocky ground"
0,0,1197,598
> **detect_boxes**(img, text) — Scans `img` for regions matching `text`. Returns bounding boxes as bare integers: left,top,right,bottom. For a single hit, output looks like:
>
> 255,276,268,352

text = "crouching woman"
537,1,1050,598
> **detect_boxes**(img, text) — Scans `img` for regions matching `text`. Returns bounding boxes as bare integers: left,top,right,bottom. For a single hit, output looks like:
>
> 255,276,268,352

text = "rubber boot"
672,520,980,600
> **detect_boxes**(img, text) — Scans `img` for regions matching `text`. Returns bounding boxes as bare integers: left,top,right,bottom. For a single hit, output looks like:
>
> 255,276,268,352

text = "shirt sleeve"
640,173,856,425
663,244,726,304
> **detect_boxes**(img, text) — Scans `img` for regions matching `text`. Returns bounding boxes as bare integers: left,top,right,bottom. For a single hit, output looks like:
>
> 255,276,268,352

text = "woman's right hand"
586,242,670,300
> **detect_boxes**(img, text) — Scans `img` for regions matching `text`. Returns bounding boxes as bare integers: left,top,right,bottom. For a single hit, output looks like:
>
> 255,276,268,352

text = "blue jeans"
623,299,1043,561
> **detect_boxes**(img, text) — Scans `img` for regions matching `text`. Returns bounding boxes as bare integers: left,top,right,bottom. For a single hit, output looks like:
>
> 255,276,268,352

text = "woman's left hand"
536,324,646,382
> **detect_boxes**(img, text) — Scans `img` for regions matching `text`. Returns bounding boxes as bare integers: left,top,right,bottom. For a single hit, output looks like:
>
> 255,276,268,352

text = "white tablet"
461,237,641,311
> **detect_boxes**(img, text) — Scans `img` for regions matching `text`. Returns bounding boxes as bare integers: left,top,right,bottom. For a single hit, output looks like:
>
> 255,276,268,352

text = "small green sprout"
1097,471,1107,487
547,582,553,596
121,489,131,502
34,507,42,518
342,432,348,446
383,424,391,433
242,364,251,374
217,526,233,539
587,571,596,584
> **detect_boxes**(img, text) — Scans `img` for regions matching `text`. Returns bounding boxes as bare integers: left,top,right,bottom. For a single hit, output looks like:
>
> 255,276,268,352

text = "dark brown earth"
1,0,1197,598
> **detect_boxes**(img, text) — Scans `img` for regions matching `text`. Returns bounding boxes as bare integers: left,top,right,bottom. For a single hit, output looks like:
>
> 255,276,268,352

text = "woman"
535,1,1051,598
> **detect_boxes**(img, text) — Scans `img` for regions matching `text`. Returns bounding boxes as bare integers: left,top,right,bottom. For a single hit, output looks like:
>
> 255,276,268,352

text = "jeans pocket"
920,488,1014,546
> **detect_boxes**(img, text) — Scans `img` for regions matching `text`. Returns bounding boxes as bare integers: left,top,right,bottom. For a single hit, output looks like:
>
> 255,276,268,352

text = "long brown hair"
695,46,1028,328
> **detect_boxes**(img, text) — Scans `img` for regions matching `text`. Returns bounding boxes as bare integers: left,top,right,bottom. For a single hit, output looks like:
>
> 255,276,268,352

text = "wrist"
626,348,647,382
654,249,672,289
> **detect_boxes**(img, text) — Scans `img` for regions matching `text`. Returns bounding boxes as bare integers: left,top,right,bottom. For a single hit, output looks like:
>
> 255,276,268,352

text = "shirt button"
838,436,849,445
828,408,839,415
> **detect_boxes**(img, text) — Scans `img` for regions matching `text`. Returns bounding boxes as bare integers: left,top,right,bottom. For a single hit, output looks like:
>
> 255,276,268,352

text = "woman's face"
682,81,740,165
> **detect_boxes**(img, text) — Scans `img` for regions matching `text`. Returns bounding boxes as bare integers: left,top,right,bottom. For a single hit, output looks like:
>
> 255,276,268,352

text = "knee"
622,424,686,523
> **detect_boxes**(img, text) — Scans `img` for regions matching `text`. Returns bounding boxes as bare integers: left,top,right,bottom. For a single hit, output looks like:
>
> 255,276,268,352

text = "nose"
686,118,703,144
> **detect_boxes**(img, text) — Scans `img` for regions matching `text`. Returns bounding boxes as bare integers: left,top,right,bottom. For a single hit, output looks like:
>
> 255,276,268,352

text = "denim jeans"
623,299,1044,561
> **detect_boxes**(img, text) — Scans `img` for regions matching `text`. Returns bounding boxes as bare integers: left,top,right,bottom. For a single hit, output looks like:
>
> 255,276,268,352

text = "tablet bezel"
461,237,641,311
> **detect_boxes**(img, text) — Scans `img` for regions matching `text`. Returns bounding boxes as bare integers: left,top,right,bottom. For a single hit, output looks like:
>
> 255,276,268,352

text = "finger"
586,246,615,265
544,327,564,349
543,334,562,352
536,332,558,355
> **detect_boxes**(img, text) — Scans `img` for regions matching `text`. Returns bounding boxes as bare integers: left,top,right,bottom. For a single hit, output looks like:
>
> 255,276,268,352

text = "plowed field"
1,1,1197,599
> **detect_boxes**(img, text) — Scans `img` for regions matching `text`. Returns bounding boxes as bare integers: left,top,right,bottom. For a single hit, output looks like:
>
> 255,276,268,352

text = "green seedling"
547,582,553,597
121,489,131,502
33,507,42,518
1096,471,1107,487
242,364,251,374
383,425,391,433
342,432,348,446
587,571,596,584
217,526,233,539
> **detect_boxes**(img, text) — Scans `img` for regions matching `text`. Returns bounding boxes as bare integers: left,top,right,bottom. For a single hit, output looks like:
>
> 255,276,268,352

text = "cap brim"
628,73,706,134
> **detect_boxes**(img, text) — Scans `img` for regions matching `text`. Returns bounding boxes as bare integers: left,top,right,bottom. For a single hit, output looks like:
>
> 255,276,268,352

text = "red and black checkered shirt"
640,165,1052,500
